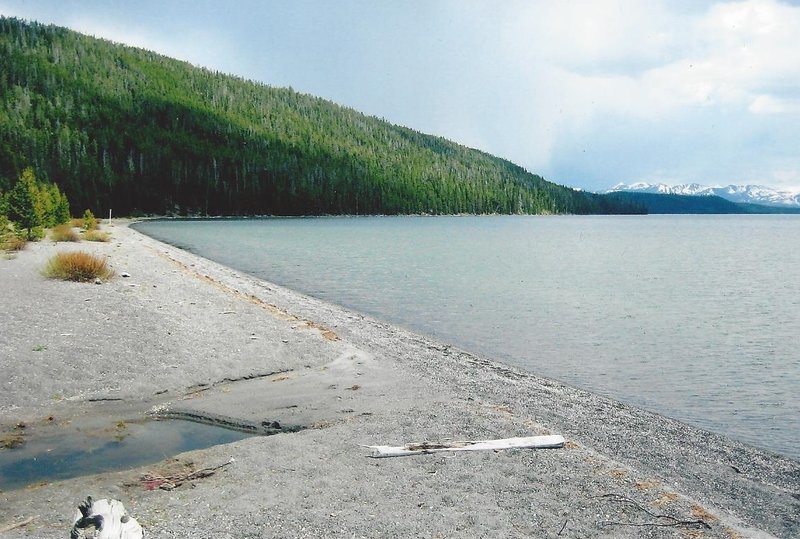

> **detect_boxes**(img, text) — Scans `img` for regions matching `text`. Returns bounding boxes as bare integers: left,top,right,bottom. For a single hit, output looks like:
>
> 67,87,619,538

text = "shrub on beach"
50,223,81,242
1,232,27,252
83,209,98,231
43,251,115,282
83,229,110,242
0,216,26,251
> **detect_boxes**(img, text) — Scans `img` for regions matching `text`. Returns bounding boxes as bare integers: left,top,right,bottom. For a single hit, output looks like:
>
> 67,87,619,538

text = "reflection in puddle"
0,419,252,491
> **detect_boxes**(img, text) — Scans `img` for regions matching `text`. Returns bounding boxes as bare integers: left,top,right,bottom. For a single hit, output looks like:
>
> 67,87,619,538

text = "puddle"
0,419,253,491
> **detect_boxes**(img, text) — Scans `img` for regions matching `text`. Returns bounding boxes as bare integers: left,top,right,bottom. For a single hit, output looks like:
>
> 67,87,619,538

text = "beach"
1,221,798,538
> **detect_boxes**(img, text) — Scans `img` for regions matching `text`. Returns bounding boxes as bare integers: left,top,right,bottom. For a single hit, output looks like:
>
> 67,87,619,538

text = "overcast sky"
2,0,799,192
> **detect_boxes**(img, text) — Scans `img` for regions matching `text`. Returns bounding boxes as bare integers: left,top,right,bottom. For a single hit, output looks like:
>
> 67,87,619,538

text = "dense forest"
0,17,644,216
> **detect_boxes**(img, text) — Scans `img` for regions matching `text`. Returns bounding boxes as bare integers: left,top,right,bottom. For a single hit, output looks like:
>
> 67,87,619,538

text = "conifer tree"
53,187,71,224
7,168,44,240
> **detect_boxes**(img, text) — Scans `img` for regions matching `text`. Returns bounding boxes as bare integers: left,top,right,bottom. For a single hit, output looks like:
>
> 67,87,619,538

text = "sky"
2,0,800,193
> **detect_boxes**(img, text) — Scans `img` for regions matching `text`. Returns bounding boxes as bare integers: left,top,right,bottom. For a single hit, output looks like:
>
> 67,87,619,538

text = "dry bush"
0,431,25,449
1,234,27,251
43,251,115,282
83,229,110,242
69,218,84,228
50,224,81,242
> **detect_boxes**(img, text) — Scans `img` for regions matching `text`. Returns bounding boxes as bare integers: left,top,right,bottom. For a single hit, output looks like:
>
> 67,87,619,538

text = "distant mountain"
606,191,800,214
608,182,800,207
605,192,745,214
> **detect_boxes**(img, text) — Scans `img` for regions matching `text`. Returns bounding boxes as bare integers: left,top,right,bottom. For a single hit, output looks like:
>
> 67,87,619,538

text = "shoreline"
1,221,798,538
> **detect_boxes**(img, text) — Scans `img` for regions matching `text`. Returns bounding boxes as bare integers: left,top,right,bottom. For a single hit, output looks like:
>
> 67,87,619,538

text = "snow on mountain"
607,182,800,207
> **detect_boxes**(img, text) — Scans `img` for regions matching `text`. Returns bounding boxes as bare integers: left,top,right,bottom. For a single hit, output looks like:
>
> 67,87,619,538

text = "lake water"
134,216,800,461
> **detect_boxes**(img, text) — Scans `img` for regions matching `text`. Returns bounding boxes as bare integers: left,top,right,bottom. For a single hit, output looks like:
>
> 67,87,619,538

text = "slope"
0,17,643,216
606,191,800,214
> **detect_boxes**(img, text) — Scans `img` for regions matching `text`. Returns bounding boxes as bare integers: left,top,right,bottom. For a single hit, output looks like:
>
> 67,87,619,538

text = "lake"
134,215,800,461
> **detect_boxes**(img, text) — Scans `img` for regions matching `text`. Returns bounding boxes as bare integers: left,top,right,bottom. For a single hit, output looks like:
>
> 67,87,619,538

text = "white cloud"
479,0,800,188
2,0,799,190
503,0,682,73
749,94,800,113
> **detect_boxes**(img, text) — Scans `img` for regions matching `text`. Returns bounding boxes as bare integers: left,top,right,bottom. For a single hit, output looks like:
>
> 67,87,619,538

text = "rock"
94,278,102,285
121,272,131,278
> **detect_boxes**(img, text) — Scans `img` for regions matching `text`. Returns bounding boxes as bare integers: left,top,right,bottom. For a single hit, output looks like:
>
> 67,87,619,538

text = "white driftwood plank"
70,497,143,539
366,434,566,458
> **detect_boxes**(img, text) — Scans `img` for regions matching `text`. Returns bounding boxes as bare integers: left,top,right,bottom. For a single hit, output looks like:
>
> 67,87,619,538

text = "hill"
605,191,800,214
0,17,643,217
609,182,800,208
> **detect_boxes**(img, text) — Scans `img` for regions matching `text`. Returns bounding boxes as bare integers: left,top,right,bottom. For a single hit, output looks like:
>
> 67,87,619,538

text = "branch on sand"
139,458,234,491
0,516,36,532
593,493,712,530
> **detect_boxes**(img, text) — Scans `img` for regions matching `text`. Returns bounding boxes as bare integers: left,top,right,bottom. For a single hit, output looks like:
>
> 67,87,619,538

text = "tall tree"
7,167,44,239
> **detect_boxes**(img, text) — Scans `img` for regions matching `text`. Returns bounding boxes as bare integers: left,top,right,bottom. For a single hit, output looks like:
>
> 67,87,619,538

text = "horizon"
1,1,799,192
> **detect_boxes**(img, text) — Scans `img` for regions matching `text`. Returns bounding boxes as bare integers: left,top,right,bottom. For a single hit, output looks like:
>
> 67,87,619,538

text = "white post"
108,208,112,225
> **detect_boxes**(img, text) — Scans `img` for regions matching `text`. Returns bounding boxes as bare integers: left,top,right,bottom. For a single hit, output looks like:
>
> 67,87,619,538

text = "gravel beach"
1,221,798,538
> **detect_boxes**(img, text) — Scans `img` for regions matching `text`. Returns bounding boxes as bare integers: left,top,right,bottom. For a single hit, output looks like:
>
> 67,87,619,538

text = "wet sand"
0,221,798,538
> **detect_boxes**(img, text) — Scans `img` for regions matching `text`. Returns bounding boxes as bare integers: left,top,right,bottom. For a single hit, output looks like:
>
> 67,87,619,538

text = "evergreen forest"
0,17,644,217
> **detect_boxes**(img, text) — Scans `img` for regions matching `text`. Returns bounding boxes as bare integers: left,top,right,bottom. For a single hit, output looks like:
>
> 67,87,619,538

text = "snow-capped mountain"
607,182,800,207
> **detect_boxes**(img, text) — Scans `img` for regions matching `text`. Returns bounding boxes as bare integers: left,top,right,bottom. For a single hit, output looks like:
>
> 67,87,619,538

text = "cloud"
478,0,800,189
2,0,799,190
749,95,800,113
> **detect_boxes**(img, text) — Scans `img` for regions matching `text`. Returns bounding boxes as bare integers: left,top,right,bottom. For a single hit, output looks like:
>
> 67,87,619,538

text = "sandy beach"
1,221,798,538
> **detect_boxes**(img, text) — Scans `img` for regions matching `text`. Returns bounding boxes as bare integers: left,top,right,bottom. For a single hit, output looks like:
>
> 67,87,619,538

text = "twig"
141,458,234,491
0,516,36,532
592,493,711,530
557,519,568,536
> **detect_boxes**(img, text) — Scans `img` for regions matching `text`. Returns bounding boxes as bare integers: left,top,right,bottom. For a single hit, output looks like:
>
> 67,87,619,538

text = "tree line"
1,167,70,240
0,17,645,217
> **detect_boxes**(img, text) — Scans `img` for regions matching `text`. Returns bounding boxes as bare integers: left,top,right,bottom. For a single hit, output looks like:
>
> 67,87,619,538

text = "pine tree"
7,168,44,239
53,187,71,224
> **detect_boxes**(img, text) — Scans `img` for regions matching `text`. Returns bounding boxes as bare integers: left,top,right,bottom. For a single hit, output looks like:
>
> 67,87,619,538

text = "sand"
0,221,798,538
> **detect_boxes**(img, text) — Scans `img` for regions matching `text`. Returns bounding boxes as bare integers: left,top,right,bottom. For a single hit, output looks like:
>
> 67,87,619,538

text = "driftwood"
0,516,36,532
365,434,566,458
70,497,142,539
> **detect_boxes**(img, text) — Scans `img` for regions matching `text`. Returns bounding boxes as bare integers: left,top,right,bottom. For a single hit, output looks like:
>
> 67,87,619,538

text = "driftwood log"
365,434,566,458
70,497,142,539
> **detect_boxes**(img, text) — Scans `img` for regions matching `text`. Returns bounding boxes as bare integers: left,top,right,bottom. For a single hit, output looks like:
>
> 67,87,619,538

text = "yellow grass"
1,234,27,251
50,224,81,242
83,229,111,242
43,251,115,282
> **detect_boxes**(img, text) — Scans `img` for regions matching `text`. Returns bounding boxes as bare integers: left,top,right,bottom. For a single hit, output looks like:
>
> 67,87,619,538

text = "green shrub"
43,251,114,282
1,215,27,251
83,209,97,231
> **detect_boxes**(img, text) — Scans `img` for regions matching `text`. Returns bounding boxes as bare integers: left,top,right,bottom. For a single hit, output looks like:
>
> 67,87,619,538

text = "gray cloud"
1,0,798,190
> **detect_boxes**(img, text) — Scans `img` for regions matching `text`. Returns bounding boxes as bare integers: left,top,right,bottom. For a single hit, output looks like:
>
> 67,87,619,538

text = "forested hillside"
0,17,643,216
606,191,800,214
